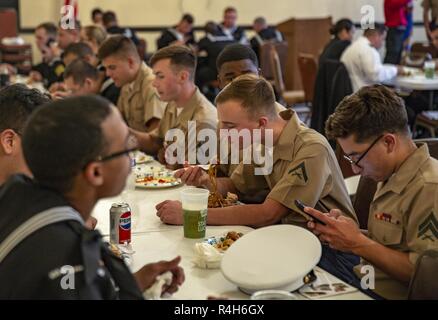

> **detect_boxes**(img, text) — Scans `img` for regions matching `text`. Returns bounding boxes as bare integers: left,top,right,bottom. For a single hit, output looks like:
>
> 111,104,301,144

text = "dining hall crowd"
0,1,437,300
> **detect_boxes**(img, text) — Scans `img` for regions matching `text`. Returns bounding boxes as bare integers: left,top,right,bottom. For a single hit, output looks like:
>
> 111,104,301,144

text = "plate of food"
204,231,244,252
135,171,181,189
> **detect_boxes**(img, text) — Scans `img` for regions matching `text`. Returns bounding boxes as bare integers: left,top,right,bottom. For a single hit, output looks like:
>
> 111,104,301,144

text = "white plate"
135,153,154,164
135,171,181,189
221,225,321,294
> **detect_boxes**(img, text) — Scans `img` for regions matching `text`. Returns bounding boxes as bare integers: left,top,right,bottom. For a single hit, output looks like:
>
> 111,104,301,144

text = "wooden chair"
408,250,438,300
270,46,306,114
414,112,438,138
297,53,318,123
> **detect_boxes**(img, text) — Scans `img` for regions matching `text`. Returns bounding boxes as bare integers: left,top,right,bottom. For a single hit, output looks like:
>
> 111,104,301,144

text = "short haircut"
22,95,112,194
98,35,139,61
64,59,99,85
254,17,267,25
150,45,197,79
0,84,51,135
330,18,354,36
83,25,107,46
181,13,194,25
91,8,103,19
36,22,58,38
216,44,259,71
363,22,387,36
325,85,409,142
215,74,276,119
103,11,117,25
224,6,237,14
63,42,94,60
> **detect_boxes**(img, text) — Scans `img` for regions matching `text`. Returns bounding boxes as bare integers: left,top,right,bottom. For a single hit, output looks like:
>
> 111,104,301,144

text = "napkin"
143,271,173,300
193,242,223,269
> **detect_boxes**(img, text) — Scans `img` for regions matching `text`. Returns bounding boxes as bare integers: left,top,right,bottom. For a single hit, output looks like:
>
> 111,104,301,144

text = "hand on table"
134,256,185,295
156,200,183,225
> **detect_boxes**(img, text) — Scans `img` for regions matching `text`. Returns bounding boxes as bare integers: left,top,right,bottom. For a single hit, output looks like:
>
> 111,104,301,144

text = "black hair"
63,42,94,60
35,22,58,38
64,59,99,85
216,44,259,71
330,19,354,37
0,84,51,134
181,13,194,25
92,8,103,19
22,95,112,194
102,11,117,25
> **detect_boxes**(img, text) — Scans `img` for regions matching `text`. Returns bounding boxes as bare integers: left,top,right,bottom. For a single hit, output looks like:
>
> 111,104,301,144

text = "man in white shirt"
341,23,403,92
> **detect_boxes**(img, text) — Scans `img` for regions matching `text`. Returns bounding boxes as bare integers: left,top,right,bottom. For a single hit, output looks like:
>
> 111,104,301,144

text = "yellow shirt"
354,144,438,300
117,63,166,132
230,109,357,225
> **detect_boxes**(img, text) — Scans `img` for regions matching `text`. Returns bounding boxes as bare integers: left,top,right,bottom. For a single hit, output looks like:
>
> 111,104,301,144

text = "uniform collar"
376,143,430,196
273,109,300,162
128,62,152,94
166,87,201,124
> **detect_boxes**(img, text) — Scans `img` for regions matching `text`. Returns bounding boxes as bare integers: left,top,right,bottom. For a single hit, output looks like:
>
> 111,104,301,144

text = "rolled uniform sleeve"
266,144,332,222
144,90,165,125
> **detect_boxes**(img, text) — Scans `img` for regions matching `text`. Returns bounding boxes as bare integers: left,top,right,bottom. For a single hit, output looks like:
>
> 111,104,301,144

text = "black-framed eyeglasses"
96,147,139,162
343,135,384,168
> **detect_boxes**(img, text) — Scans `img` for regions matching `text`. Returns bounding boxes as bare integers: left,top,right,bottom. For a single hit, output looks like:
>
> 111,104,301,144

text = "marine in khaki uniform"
353,144,438,299
156,75,356,228
117,62,165,132
133,45,217,168
304,85,438,300
98,35,165,133
229,108,356,225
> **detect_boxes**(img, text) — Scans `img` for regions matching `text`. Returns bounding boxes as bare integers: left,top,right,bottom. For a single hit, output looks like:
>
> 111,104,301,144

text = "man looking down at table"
304,85,438,300
0,96,184,299
156,75,357,228
98,35,166,133
131,45,217,169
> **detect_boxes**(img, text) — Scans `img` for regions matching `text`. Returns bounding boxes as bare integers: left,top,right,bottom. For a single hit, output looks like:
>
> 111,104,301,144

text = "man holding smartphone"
305,85,438,300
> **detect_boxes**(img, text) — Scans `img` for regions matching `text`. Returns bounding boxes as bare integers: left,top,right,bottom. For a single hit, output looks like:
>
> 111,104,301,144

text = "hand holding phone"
294,200,327,226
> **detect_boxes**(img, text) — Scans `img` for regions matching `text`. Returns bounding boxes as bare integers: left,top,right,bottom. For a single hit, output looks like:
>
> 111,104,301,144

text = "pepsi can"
110,203,131,244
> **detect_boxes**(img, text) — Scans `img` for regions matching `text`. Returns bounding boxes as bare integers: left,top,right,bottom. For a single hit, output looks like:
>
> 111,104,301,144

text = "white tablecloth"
93,161,371,300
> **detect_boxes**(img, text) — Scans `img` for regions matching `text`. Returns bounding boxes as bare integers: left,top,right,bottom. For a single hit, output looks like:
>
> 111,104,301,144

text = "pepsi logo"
119,211,131,230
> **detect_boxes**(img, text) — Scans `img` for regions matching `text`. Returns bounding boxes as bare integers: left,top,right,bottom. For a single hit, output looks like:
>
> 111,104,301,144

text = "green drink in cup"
181,188,210,239
424,61,436,79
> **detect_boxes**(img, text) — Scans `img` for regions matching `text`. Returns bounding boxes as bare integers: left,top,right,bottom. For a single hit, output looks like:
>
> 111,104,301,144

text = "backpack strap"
0,206,84,264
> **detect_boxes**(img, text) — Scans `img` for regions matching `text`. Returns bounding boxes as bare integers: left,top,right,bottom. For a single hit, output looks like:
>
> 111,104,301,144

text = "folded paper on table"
193,242,223,269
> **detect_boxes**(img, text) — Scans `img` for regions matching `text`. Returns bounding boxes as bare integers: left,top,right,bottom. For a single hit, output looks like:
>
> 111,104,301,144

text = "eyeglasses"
96,147,139,162
343,135,384,168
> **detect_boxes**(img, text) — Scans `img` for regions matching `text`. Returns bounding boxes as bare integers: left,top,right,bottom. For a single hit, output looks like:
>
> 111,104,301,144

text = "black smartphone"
294,200,327,225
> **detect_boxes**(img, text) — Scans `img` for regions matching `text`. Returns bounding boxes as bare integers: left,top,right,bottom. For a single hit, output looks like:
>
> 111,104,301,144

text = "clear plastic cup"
424,61,436,79
180,188,209,239
250,290,297,300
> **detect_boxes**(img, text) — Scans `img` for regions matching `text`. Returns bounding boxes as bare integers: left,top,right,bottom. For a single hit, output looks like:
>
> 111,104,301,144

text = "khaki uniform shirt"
117,63,166,132
219,102,287,178
423,0,438,24
153,87,218,163
354,144,438,300
230,109,357,224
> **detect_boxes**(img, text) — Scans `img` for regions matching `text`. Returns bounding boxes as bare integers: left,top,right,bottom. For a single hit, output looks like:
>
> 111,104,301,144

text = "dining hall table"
91,159,371,300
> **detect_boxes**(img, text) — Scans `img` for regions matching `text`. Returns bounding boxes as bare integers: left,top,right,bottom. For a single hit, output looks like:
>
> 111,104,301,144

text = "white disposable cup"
180,188,210,238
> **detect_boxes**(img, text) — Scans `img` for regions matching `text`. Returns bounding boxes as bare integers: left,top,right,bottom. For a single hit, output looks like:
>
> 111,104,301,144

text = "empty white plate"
221,225,321,294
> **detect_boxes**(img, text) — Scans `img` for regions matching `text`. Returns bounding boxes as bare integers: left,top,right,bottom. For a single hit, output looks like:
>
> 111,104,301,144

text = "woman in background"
319,18,355,64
